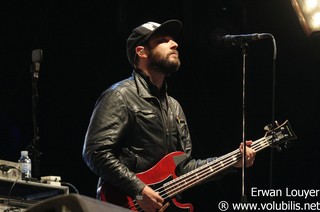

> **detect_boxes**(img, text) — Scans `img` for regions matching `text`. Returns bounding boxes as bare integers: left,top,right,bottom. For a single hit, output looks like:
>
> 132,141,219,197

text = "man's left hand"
234,140,256,168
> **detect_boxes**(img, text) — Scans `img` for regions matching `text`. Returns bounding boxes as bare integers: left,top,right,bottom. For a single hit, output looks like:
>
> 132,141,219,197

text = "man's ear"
136,46,145,56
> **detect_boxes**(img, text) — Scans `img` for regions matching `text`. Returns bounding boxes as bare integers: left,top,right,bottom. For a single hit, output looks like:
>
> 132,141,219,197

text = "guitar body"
100,151,194,211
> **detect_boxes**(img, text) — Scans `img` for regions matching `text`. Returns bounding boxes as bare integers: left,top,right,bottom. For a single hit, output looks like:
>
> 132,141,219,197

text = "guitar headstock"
264,120,297,148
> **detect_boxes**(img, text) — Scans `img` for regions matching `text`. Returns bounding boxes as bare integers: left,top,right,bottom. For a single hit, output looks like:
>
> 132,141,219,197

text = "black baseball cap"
126,19,182,67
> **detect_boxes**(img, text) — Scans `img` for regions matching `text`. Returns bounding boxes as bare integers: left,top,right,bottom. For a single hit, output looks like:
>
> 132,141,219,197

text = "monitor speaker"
25,193,130,212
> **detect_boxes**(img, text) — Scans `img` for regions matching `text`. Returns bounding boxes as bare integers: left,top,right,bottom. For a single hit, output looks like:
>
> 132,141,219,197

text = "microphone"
31,49,43,79
219,33,271,46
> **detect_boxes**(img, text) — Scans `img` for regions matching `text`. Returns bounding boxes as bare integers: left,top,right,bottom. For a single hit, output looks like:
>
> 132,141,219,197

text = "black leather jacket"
82,70,222,198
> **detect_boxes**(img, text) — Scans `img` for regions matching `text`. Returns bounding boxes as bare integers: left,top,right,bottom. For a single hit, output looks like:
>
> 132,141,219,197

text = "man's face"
146,35,180,75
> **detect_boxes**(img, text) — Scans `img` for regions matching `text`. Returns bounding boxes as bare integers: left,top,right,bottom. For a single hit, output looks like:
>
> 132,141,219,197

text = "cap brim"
144,19,182,42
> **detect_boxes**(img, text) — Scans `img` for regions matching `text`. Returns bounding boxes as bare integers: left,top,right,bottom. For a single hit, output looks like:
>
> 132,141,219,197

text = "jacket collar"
133,69,167,99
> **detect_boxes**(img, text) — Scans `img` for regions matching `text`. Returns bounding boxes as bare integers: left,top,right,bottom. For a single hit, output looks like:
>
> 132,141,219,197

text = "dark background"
1,0,319,211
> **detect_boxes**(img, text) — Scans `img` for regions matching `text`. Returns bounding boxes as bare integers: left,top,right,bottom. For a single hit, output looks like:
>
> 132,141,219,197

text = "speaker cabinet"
25,193,130,212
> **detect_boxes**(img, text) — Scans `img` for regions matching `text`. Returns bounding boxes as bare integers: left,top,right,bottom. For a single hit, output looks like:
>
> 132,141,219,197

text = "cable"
60,182,80,194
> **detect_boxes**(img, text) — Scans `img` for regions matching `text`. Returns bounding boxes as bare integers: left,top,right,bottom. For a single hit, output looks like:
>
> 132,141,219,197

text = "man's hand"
234,140,256,168
136,185,164,212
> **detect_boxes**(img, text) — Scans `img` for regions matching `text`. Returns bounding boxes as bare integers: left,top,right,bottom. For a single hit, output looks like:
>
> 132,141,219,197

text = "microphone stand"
28,62,42,179
240,43,248,211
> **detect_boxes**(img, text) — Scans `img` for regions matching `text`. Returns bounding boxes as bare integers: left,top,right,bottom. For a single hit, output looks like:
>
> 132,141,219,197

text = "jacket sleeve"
82,89,145,198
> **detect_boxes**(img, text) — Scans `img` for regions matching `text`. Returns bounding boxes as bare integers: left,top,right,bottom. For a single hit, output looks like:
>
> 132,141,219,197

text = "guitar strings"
159,121,293,199
161,137,269,198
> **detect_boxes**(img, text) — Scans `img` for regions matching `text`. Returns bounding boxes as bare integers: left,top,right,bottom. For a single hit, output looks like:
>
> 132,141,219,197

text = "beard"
147,50,181,75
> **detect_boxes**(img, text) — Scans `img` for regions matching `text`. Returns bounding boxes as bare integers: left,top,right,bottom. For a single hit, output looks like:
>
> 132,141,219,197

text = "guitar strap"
167,96,189,201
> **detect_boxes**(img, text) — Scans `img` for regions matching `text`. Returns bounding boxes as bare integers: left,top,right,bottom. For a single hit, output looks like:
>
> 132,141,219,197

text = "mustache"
169,50,179,56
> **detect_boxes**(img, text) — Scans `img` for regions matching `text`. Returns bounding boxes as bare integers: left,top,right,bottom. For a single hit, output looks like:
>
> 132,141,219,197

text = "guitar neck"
163,136,272,198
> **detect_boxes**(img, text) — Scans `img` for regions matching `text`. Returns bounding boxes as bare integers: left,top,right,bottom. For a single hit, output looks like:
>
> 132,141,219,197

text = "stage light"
291,0,320,36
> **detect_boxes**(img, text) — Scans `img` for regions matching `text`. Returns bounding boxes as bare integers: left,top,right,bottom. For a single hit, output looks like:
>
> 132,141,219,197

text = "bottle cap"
21,151,28,156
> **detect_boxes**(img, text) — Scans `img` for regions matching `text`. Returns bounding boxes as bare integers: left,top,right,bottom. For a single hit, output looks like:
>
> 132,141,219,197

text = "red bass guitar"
99,120,296,211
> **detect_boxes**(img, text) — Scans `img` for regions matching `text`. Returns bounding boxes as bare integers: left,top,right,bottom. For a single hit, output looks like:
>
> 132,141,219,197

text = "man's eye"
157,38,170,43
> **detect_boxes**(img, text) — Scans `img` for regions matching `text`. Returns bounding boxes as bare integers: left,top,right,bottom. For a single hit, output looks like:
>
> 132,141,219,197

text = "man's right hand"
136,185,164,212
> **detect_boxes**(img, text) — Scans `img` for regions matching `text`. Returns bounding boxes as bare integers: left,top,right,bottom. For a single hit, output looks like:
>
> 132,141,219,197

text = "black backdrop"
1,0,320,211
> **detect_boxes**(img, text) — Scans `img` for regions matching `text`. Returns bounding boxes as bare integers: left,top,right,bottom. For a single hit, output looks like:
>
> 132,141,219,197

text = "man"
82,19,256,212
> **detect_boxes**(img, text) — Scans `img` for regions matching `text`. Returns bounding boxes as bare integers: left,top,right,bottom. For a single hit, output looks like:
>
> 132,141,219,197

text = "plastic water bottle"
18,150,32,180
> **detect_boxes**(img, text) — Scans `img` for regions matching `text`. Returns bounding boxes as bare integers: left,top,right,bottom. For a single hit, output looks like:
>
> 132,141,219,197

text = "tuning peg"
264,124,273,131
275,120,279,127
